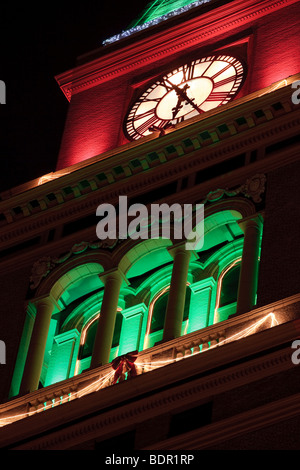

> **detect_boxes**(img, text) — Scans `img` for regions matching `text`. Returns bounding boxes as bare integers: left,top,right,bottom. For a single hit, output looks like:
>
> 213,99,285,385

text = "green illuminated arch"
42,209,250,386
13,199,262,393
50,262,104,308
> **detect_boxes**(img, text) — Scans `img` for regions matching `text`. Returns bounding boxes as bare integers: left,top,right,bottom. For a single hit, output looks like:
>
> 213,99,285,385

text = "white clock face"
125,55,245,141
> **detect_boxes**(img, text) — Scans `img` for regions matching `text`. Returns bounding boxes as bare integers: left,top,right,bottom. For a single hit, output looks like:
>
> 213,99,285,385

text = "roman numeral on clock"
143,97,161,103
214,74,236,87
206,91,230,101
182,62,196,82
163,79,175,92
135,108,156,121
210,63,233,80
173,116,185,124
135,115,162,135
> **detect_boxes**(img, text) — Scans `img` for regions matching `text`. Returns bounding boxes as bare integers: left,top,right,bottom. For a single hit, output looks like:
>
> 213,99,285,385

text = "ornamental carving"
241,174,267,203
29,238,119,290
204,173,266,204
29,174,265,290
30,257,56,290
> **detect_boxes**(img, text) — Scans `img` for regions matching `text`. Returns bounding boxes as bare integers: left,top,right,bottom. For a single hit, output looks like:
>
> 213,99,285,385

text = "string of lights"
0,312,278,428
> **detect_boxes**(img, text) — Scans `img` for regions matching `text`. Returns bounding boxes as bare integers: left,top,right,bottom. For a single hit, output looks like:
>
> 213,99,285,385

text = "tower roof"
130,0,203,27
102,0,212,46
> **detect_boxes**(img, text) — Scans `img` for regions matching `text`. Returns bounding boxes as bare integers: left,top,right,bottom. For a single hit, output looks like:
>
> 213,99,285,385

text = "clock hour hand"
172,101,183,119
171,84,189,118
165,79,202,115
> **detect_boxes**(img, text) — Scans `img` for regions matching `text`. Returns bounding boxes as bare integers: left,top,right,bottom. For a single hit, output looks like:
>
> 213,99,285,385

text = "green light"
103,0,212,46
131,0,199,27
187,278,215,333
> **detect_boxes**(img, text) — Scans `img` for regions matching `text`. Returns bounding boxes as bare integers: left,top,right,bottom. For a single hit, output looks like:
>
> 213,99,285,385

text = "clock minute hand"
171,100,183,119
165,79,202,114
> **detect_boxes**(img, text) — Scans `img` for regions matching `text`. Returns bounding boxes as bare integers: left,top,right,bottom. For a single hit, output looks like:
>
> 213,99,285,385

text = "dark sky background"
0,1,151,192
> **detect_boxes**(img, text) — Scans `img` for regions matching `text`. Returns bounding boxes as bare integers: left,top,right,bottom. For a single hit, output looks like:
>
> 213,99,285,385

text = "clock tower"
54,0,299,170
0,0,300,451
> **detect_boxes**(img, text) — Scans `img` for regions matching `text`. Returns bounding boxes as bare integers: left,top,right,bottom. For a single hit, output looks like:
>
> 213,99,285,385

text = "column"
20,296,55,395
236,215,263,315
91,268,127,368
163,243,193,342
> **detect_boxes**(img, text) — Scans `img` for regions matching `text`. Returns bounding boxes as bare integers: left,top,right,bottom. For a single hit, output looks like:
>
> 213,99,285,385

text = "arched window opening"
214,259,241,323
51,262,104,309
79,315,98,360
15,206,263,396
145,285,191,348
35,263,107,388
150,291,168,333
75,308,123,376
220,263,241,308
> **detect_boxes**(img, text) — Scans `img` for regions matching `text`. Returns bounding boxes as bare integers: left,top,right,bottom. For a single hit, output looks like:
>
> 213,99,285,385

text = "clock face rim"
124,54,246,141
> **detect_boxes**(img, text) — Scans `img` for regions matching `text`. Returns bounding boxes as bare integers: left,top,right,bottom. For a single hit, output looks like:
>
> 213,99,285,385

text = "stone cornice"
144,392,300,450
0,80,299,258
20,360,300,450
0,313,299,449
55,0,299,100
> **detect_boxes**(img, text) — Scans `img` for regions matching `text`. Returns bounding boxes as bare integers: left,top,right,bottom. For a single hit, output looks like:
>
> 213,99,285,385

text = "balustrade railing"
0,305,281,428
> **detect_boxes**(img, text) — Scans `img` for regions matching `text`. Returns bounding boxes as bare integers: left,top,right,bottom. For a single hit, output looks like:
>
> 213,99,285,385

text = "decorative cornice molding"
10,344,300,449
27,172,265,291
56,0,299,100
0,302,299,448
0,83,298,224
0,81,298,259
145,391,300,450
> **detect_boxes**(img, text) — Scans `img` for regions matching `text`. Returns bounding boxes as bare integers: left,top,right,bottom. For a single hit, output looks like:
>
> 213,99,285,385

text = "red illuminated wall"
57,77,130,168
55,0,300,171
248,2,300,90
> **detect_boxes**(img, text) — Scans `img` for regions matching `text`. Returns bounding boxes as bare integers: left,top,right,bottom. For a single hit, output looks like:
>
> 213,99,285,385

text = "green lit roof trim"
131,0,201,27
102,0,212,46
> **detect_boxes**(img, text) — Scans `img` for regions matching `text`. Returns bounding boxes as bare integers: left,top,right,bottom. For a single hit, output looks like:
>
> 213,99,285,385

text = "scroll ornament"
204,173,266,204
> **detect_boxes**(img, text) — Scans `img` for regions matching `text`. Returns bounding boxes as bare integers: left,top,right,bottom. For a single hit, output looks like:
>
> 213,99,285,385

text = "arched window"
75,309,123,375
150,291,168,333
220,263,241,308
214,259,242,323
144,285,191,348
15,204,263,396
37,262,106,387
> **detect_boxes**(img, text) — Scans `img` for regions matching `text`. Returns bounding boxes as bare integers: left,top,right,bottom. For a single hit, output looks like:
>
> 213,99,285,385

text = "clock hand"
170,83,189,118
171,101,183,119
164,79,203,115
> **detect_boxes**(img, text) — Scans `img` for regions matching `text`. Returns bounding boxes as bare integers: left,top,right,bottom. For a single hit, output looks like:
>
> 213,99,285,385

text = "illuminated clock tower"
0,0,300,451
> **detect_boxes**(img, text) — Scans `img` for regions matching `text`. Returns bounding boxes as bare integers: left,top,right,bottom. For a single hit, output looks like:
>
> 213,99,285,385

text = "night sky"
0,1,151,192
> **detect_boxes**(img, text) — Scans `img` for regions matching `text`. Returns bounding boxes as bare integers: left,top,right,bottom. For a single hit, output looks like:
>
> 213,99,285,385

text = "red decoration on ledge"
111,351,139,384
